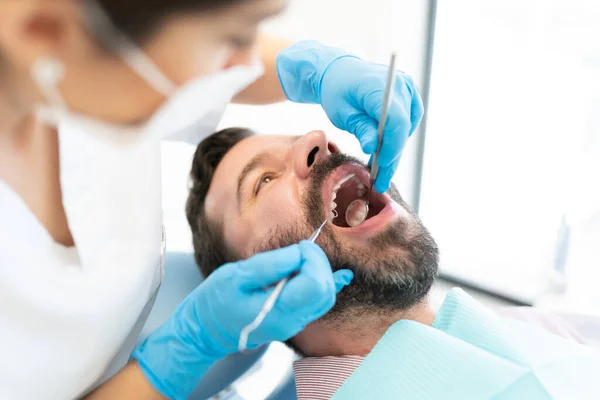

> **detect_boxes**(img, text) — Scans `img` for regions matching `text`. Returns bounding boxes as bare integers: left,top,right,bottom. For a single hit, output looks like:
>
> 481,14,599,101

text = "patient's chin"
329,218,418,267
319,217,439,319
338,247,420,279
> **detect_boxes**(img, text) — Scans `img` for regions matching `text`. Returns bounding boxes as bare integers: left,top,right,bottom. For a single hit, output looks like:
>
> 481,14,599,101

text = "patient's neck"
293,301,435,358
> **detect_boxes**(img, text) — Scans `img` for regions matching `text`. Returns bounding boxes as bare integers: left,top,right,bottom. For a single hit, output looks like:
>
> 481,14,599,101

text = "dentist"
0,0,423,399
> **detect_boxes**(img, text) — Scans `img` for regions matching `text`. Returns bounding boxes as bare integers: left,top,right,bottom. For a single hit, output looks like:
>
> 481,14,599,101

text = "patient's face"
204,130,438,316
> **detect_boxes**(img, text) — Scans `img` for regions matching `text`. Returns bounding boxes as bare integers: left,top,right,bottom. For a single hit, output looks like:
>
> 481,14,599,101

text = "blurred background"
161,1,600,397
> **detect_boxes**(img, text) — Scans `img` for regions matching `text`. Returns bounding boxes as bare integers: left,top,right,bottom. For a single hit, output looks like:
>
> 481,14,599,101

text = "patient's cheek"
253,191,303,240
226,210,292,257
233,184,305,255
264,204,291,222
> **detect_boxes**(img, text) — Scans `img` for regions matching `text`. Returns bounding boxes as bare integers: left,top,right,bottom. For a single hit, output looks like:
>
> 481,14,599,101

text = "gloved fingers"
374,153,402,193
346,113,379,154
358,82,411,168
234,244,303,291
375,98,410,169
276,241,336,314
359,75,413,125
333,269,354,293
331,101,378,154
359,87,386,124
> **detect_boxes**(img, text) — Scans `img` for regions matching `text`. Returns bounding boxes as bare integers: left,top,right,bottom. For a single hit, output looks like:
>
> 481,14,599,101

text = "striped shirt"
293,355,366,400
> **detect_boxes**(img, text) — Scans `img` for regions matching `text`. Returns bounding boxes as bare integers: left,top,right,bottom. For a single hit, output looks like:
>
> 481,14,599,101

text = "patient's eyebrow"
237,151,271,204
236,136,302,204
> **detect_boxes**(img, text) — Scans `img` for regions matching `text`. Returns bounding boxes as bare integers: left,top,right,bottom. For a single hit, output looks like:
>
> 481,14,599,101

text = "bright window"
420,0,600,306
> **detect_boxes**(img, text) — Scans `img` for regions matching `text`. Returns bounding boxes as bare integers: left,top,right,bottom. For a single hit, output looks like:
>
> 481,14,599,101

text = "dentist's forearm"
233,33,291,104
84,362,165,400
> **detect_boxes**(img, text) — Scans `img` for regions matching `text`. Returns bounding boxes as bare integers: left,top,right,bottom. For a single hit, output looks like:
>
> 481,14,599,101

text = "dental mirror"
345,199,369,227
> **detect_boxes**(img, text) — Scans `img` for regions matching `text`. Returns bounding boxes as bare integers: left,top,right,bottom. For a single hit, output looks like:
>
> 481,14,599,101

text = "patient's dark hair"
186,128,254,277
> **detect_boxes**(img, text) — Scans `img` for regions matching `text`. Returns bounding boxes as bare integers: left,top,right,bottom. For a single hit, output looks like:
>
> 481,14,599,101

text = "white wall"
419,0,600,308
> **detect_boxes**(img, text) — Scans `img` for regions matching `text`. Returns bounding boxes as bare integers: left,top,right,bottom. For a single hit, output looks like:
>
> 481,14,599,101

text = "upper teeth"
329,173,368,214
333,174,355,192
357,183,366,198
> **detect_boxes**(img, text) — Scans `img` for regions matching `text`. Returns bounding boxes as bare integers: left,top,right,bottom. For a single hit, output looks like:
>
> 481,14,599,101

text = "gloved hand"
133,241,353,400
277,40,424,193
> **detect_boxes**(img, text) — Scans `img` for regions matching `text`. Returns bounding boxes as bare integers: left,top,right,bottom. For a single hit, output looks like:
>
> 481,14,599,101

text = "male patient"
186,128,597,399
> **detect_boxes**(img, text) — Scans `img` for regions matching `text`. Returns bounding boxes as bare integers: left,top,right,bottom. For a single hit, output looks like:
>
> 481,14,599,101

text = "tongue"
345,199,368,227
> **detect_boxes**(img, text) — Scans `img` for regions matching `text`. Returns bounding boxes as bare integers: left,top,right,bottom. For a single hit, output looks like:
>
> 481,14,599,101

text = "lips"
320,163,397,236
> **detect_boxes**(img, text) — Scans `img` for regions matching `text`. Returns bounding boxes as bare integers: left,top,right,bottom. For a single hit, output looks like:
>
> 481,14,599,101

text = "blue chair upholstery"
139,252,267,400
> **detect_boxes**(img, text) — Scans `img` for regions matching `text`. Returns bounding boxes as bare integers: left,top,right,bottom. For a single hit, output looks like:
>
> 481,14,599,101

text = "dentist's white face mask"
32,0,263,144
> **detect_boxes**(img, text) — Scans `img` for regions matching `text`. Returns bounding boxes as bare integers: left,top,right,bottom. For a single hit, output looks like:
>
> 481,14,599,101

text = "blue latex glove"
133,241,353,400
277,40,424,193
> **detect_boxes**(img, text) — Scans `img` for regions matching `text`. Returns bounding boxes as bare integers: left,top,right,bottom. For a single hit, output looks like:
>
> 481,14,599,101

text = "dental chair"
139,252,274,399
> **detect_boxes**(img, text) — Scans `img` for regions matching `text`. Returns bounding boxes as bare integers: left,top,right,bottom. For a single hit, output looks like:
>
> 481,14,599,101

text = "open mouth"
323,163,387,228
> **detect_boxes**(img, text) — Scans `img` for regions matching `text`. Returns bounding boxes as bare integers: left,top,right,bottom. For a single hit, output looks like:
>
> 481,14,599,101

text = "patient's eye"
255,174,274,195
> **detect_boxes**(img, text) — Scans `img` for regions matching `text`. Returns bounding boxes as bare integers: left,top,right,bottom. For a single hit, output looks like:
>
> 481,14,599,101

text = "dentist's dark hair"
97,0,249,43
186,127,254,277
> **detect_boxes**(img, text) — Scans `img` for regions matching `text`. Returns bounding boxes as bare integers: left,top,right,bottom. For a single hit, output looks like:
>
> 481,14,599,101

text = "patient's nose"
292,130,337,179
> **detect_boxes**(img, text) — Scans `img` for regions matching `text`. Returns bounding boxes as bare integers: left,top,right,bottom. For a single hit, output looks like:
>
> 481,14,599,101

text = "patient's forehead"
203,134,293,224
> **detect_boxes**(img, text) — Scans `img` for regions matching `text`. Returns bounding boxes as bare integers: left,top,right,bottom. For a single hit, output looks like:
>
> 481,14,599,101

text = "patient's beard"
254,153,439,323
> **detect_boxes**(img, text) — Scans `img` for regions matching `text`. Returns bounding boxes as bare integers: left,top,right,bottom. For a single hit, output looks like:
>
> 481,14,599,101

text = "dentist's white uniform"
0,63,262,400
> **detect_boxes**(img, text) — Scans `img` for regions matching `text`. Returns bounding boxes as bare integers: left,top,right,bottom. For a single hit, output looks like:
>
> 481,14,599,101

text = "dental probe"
364,53,397,214
238,210,338,352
